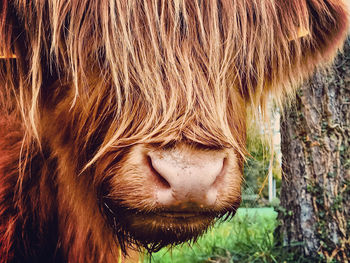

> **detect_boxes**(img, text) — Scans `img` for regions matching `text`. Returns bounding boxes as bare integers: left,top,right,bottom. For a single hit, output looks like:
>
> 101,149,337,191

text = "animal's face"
40,73,246,251
0,0,348,256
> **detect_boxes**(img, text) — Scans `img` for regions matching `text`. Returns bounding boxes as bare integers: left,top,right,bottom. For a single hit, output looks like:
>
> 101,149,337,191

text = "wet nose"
147,147,226,207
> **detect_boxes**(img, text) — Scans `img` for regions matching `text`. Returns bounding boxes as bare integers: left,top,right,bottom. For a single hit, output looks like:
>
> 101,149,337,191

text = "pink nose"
147,146,226,207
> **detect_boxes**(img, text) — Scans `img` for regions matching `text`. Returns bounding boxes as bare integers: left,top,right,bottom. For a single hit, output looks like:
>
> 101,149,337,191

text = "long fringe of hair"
0,0,349,169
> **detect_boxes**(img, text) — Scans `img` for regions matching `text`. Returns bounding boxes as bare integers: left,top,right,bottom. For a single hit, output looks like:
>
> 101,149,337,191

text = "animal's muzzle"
147,145,227,208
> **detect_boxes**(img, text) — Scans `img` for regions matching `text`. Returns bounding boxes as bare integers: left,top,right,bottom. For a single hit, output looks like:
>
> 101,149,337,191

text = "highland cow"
0,0,348,262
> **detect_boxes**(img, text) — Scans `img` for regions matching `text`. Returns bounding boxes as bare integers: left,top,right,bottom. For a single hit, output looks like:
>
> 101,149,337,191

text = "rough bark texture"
280,37,350,262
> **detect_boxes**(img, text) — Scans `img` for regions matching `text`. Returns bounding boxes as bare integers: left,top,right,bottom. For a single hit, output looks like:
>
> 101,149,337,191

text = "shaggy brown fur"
0,0,348,262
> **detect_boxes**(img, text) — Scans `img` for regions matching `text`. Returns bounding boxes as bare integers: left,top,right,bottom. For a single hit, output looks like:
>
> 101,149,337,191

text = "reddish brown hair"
0,1,348,262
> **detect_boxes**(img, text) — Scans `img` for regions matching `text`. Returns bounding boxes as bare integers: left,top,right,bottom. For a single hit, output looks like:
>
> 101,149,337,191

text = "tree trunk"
279,37,350,262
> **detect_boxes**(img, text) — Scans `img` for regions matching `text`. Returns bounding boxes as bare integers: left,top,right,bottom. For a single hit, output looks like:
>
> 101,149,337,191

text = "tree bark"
279,37,350,262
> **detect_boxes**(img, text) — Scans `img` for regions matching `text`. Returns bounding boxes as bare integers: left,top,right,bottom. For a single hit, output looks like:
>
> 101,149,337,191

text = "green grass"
144,208,286,263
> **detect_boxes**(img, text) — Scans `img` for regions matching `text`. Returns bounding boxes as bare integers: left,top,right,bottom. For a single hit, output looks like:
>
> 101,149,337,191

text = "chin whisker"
100,196,240,254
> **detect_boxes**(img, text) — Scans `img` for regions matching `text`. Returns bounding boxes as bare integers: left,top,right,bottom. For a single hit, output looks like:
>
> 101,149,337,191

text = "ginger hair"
0,1,348,262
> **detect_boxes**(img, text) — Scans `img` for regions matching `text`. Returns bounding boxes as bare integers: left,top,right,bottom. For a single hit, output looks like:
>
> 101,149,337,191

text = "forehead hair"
0,0,348,163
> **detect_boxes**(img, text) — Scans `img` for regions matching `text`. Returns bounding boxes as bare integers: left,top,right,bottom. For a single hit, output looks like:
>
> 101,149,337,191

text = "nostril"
147,156,171,189
211,157,227,187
